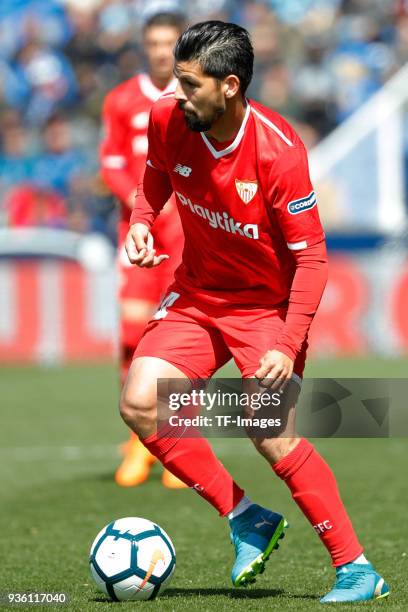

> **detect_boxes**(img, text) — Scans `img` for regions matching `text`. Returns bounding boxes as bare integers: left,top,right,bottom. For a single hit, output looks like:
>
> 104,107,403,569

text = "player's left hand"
255,350,294,393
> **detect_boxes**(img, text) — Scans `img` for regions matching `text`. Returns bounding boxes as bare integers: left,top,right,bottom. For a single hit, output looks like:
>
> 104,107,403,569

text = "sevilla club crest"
235,179,258,204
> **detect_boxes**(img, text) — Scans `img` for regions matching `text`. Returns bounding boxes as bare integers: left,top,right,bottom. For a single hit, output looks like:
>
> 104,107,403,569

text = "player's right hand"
125,223,169,268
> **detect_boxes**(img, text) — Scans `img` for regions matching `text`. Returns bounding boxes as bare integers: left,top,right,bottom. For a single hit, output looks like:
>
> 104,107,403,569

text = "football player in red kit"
121,21,389,603
100,11,185,489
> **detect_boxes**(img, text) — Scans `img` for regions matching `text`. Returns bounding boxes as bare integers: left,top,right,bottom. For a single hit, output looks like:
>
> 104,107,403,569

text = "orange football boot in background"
115,432,187,488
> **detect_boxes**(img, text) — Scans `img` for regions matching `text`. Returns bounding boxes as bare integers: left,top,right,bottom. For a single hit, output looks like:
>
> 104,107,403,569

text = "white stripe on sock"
228,496,253,520
352,553,369,564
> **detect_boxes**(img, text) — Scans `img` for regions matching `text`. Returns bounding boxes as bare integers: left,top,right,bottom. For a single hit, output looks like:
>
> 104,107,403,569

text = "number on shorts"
153,291,180,320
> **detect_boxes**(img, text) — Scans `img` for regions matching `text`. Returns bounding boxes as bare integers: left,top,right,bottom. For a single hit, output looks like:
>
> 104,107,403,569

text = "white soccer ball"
89,517,176,601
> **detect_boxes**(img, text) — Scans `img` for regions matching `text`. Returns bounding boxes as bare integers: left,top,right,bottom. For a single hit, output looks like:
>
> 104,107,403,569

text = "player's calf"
242,377,300,464
251,435,300,465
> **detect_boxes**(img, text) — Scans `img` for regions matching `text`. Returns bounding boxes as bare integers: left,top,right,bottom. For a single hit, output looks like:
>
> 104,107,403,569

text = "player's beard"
179,102,225,132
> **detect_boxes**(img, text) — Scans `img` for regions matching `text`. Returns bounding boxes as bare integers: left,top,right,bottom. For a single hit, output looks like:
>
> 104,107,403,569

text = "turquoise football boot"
229,504,288,587
320,562,389,603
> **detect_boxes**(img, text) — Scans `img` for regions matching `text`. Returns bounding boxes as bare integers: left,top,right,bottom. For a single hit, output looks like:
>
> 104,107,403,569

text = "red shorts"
134,288,307,379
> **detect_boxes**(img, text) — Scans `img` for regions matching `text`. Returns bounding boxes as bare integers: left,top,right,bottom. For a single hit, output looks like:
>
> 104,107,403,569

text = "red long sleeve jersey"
100,73,176,223
132,94,326,308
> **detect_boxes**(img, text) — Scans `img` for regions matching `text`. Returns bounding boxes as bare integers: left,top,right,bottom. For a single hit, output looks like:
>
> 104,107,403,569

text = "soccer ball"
89,517,176,601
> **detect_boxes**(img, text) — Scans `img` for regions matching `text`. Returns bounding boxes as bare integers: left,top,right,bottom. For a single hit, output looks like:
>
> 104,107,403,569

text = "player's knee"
119,383,157,434
251,436,299,465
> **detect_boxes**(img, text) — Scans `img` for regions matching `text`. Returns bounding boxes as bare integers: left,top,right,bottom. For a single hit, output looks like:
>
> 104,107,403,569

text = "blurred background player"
100,9,185,489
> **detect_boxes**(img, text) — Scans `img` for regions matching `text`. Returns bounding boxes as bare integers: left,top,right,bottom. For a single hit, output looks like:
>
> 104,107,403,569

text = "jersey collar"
138,73,177,102
200,103,251,160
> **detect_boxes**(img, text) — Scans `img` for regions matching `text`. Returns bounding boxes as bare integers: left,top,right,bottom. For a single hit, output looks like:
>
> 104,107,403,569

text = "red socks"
273,438,363,566
141,428,361,566
142,427,244,516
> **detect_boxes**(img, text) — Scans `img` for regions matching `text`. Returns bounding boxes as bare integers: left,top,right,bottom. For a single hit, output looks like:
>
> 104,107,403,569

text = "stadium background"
1,1,407,610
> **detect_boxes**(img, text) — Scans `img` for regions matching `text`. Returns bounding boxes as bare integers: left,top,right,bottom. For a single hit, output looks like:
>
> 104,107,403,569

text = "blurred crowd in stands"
1,0,407,241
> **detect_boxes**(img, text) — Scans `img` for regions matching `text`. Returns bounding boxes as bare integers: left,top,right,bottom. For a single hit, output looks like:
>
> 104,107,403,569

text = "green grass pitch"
1,357,407,611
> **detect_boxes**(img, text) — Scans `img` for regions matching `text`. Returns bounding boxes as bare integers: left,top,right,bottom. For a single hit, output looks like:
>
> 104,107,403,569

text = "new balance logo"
254,517,275,529
174,164,192,177
176,191,259,240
